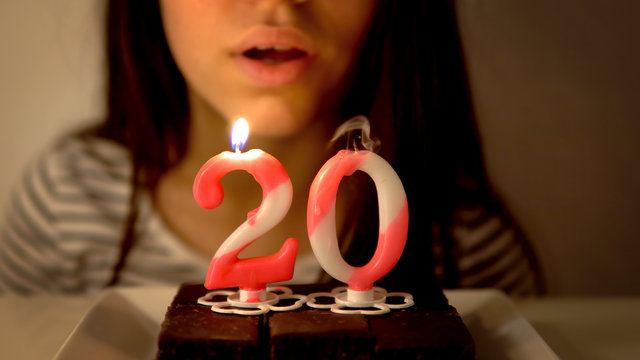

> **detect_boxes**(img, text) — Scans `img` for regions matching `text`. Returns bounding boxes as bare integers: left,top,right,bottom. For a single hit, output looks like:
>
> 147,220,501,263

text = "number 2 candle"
193,118,298,300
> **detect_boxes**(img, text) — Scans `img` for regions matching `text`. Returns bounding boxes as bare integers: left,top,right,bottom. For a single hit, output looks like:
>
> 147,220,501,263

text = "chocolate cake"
157,284,475,359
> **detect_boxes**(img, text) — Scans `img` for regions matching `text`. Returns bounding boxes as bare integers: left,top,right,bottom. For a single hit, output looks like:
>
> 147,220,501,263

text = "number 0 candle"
193,118,298,298
307,119,409,294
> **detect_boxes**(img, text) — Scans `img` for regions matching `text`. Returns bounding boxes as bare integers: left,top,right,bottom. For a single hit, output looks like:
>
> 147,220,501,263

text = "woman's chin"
228,102,317,139
247,120,309,140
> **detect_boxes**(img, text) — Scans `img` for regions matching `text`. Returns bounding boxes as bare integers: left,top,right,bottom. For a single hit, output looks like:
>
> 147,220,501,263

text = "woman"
0,0,542,296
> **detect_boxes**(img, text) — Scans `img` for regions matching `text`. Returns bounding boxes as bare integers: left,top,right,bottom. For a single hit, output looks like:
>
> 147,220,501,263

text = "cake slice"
369,306,474,359
269,310,373,360
157,284,265,359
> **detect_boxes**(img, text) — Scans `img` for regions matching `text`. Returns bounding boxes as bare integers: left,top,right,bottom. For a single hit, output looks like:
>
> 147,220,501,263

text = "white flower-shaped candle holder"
306,286,414,315
197,286,307,315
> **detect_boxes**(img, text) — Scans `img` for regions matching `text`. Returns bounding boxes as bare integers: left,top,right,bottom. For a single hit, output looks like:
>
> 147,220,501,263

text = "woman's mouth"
234,27,316,87
243,46,308,65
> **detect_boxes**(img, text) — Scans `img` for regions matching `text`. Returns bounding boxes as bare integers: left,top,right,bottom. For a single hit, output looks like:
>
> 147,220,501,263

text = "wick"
235,143,241,154
347,132,362,153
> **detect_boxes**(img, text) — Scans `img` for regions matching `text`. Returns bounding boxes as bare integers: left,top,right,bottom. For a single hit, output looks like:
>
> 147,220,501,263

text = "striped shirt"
0,134,211,295
433,201,541,296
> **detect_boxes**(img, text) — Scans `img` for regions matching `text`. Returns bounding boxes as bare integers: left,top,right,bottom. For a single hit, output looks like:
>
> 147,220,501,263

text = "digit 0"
307,150,409,291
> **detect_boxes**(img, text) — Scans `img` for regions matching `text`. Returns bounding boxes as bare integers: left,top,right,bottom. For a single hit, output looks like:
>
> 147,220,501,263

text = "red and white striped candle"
307,149,409,293
193,118,298,300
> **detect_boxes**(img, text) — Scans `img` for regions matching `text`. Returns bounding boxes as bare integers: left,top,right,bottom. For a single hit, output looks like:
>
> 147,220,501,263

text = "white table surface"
1,291,639,360
514,297,640,360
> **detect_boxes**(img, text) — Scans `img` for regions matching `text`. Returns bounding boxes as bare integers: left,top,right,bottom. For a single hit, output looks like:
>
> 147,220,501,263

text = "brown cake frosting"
157,284,475,359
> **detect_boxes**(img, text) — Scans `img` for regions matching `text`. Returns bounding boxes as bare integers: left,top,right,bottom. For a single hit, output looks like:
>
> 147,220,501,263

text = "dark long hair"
102,0,494,296
102,0,188,285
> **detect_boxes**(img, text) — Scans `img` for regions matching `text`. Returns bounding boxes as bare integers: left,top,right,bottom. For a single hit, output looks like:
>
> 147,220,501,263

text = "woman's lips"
233,27,316,87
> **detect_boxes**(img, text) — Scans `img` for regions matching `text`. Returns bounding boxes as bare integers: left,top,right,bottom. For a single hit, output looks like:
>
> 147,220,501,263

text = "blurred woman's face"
160,0,379,137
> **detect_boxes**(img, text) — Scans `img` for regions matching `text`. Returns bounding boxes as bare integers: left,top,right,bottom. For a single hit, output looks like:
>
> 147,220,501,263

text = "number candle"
193,118,298,301
307,146,409,294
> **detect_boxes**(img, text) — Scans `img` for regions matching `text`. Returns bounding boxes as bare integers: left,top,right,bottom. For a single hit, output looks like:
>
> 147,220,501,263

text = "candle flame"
230,118,249,152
